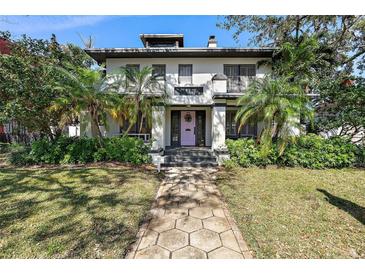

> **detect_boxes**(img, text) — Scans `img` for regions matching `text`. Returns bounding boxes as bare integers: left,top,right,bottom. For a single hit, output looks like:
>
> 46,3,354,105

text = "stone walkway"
126,167,252,259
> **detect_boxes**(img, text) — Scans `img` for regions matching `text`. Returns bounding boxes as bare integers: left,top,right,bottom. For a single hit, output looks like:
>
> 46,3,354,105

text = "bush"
9,136,151,166
0,142,10,153
355,145,365,167
226,138,277,167
225,134,358,169
8,144,34,166
279,134,357,169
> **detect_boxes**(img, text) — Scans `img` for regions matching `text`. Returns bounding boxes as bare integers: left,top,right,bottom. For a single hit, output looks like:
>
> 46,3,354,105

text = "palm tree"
235,76,314,156
107,66,166,137
52,67,122,140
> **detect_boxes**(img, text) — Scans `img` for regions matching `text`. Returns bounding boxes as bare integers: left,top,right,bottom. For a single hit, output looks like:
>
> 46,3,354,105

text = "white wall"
106,57,271,106
102,57,271,148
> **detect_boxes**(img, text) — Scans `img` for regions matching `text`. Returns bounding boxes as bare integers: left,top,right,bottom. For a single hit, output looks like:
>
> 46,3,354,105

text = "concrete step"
165,155,217,162
164,149,214,157
161,161,218,168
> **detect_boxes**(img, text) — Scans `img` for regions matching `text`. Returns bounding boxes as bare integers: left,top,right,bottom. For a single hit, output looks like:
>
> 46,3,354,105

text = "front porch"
151,105,227,151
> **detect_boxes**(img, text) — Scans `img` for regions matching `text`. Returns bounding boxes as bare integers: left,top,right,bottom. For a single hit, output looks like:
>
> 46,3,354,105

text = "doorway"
170,110,206,147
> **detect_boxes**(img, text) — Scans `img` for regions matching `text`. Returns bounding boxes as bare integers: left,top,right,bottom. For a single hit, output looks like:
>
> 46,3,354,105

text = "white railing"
114,133,151,142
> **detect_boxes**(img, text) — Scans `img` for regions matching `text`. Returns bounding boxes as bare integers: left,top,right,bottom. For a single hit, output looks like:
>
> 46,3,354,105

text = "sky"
0,16,253,48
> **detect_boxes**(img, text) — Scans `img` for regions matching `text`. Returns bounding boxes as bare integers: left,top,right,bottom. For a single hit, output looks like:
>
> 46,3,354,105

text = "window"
224,64,256,92
178,64,192,84
226,110,257,139
152,64,166,80
126,64,140,72
120,112,151,134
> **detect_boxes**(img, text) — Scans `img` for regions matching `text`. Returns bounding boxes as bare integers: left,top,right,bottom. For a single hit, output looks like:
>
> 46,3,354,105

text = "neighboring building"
85,34,274,163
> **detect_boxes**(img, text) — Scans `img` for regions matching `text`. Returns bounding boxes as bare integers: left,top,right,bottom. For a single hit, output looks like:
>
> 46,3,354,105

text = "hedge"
225,134,364,169
8,136,151,166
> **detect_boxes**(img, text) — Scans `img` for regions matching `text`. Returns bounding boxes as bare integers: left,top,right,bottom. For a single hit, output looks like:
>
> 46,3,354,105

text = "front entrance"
171,110,206,147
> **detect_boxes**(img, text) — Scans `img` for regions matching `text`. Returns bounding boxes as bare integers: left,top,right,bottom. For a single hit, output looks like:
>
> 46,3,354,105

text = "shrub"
0,142,10,153
355,145,365,167
8,144,34,166
226,138,276,167
225,134,358,169
279,134,357,168
9,136,151,166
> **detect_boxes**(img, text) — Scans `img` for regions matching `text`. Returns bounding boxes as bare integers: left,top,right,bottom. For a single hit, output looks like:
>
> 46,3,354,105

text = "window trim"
178,64,193,84
226,109,257,139
152,64,166,80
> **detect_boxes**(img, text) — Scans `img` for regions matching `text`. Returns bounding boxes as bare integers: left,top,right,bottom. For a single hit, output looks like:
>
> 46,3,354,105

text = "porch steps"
161,147,218,168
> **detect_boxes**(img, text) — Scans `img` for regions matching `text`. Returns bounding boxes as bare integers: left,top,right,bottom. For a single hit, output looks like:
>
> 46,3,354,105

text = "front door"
181,111,196,146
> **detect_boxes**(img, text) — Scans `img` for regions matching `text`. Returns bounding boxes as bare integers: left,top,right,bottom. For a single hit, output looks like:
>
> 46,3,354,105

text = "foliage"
279,134,357,169
313,77,365,143
0,31,95,139
51,67,123,139
226,139,276,167
109,66,166,136
225,134,360,169
8,143,33,166
218,16,365,74
8,136,151,165
236,76,313,156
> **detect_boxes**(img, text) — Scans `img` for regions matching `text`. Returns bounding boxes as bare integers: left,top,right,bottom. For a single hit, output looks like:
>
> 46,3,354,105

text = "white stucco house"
84,34,274,166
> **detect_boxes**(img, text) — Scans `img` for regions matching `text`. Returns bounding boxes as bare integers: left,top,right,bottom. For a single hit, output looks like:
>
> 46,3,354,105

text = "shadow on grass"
0,165,162,258
317,188,365,225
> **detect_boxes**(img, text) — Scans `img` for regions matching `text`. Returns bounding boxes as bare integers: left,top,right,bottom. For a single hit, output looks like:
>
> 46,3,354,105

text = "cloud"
0,15,109,34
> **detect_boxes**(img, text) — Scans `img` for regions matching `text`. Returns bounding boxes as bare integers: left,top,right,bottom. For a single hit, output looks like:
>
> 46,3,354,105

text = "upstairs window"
178,64,192,84
125,64,140,72
224,64,256,92
152,64,166,80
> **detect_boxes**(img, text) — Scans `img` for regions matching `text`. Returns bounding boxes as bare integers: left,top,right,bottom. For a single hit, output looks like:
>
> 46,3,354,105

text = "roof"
85,47,275,63
140,34,184,47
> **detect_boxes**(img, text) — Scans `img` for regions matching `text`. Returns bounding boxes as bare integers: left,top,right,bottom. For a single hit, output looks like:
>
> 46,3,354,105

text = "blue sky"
0,16,253,48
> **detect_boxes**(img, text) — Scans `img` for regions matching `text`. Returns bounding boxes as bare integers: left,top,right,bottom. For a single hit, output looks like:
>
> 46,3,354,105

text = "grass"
216,167,365,258
0,163,160,258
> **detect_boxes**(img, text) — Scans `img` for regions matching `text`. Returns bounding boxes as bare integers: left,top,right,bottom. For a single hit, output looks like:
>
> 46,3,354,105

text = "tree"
108,66,166,137
52,67,122,140
236,76,314,156
0,31,95,140
313,76,365,144
218,16,365,75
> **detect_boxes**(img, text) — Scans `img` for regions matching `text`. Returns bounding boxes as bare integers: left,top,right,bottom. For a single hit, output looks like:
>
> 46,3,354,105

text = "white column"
151,106,166,150
211,105,226,150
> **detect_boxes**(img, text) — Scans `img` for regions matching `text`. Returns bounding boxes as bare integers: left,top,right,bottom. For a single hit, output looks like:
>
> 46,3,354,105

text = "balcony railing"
227,76,255,93
174,86,204,96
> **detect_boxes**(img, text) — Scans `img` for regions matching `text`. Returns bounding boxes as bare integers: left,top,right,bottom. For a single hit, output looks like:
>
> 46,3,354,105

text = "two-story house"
85,34,274,165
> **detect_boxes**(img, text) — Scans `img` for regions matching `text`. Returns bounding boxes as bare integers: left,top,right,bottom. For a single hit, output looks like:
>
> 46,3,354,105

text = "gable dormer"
140,34,184,48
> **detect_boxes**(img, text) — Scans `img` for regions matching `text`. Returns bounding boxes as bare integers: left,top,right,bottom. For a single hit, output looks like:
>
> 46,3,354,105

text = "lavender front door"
181,111,196,146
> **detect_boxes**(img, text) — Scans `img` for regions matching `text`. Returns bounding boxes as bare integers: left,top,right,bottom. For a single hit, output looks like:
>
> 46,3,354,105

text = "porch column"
211,104,226,150
151,105,166,150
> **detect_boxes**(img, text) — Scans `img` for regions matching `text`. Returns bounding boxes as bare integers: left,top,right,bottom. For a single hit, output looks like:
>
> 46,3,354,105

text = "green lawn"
0,164,160,258
216,167,365,258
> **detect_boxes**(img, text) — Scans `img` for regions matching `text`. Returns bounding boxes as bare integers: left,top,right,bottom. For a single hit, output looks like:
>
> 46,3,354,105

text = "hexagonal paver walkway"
126,167,252,259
